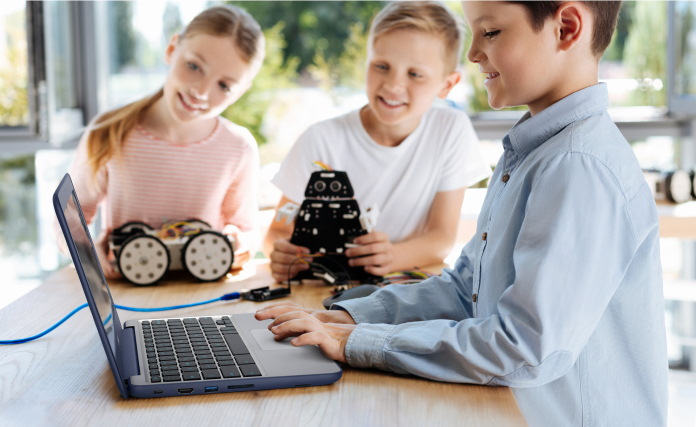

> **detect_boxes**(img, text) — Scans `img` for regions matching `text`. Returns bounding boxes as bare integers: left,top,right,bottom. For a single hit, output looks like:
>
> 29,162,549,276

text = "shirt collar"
503,83,609,156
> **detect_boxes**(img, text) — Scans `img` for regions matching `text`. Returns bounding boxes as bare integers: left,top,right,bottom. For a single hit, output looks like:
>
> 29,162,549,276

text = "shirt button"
472,293,478,303
481,232,488,241
502,173,510,183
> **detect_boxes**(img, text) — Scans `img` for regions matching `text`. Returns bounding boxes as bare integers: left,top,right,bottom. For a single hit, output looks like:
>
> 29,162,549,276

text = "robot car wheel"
182,231,234,282
117,234,170,286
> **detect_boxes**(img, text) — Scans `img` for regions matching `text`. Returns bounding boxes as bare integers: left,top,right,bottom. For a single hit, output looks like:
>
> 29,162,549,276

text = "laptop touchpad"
251,328,302,351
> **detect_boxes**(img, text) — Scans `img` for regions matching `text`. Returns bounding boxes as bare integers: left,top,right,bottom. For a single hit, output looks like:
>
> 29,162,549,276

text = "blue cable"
0,291,240,345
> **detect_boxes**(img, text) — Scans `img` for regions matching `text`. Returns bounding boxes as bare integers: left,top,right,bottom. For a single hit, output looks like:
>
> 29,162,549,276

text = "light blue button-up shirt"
336,84,668,426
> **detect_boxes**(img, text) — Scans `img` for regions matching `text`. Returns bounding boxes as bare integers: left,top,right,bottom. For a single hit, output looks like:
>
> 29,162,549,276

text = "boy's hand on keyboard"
255,302,355,325
264,309,355,363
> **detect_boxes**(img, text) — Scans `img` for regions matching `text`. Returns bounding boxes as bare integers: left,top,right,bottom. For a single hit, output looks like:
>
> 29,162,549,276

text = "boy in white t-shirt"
264,1,491,283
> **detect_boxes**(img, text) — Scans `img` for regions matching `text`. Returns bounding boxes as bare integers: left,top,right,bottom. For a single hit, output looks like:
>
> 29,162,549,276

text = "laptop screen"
57,176,117,353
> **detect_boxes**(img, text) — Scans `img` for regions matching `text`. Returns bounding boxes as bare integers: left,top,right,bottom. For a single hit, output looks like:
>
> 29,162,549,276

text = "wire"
312,160,332,171
0,291,240,345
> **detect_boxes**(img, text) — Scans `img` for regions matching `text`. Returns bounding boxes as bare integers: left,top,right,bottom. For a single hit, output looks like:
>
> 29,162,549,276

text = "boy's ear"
164,34,180,65
555,2,587,52
437,71,461,99
556,1,590,51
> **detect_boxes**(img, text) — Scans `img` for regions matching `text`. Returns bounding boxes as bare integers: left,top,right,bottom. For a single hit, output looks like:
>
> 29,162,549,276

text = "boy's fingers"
255,304,304,320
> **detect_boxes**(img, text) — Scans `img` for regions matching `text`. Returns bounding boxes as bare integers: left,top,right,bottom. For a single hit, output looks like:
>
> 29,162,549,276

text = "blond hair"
368,1,462,72
86,5,264,179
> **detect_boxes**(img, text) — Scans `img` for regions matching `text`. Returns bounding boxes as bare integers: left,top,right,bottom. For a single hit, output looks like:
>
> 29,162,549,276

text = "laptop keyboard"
142,316,263,383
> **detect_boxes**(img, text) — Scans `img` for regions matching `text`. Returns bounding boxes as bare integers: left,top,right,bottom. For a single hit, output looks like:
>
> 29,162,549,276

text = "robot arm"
276,202,300,225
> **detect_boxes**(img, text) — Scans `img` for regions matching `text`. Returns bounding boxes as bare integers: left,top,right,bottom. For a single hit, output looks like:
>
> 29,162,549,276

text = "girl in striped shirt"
69,5,265,279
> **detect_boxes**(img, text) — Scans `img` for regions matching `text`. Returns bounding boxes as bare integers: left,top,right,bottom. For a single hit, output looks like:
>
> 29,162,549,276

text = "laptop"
53,173,342,398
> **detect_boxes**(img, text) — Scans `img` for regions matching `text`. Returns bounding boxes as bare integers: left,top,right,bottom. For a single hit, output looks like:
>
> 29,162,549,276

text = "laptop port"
154,390,164,394
204,386,218,393
228,384,254,389
178,388,194,394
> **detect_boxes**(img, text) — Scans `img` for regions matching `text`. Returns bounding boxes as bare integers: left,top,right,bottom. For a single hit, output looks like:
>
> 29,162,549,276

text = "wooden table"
0,260,525,427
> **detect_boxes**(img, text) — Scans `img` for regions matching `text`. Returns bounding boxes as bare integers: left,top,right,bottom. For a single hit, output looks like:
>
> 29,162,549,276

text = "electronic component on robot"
287,170,381,283
109,219,235,286
643,169,692,204
276,202,300,225
359,205,379,233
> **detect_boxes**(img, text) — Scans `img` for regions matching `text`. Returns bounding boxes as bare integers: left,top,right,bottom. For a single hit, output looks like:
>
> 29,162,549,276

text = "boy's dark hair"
509,1,622,58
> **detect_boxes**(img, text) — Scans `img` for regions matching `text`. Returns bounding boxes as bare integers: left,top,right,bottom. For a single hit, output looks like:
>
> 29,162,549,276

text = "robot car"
277,169,380,284
109,219,235,286
643,169,693,204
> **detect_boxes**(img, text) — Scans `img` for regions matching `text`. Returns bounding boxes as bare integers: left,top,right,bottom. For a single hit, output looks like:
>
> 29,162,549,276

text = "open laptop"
53,173,342,398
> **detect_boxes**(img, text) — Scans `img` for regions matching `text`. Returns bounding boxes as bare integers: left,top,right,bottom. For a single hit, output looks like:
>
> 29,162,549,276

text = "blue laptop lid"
53,173,129,398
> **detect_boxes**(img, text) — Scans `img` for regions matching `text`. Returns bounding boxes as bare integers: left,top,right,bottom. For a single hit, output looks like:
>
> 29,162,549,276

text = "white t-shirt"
272,106,491,242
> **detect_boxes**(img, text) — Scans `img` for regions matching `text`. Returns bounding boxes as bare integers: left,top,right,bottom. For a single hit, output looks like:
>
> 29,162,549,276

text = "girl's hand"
257,305,356,362
96,230,120,279
344,231,395,276
269,239,311,283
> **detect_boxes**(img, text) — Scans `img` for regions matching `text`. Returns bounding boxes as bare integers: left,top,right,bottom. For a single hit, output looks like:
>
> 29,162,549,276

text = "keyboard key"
201,369,221,379
214,354,233,360
183,372,201,381
150,376,161,383
235,354,256,365
200,363,218,371
220,366,241,378
223,334,249,355
163,375,181,382
179,361,197,368
240,364,261,377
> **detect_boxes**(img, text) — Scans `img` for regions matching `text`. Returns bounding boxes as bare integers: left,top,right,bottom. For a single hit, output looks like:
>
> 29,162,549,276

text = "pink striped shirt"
69,116,259,252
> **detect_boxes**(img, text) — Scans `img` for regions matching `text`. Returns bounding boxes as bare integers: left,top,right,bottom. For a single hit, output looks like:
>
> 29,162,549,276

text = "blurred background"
1,1,696,423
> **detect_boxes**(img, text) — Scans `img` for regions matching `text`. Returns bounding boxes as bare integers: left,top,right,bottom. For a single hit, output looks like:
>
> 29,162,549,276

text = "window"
98,0,208,110
0,1,29,128
670,1,696,115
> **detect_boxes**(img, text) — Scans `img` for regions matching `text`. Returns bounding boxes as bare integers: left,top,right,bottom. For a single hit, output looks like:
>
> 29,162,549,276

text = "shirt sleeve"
220,131,260,255
336,152,644,387
437,112,492,192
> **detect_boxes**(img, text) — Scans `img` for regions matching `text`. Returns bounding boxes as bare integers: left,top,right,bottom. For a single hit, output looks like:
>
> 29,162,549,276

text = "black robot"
289,170,380,283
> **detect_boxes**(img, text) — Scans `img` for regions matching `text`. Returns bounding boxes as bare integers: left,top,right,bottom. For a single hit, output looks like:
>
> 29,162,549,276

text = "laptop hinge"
118,325,140,383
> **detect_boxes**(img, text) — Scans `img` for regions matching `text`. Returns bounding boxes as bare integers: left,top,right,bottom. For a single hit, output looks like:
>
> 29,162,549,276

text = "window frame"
0,1,694,154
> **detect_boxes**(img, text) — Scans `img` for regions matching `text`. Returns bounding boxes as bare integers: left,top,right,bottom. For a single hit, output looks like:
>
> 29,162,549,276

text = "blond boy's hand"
345,231,395,276
269,238,311,283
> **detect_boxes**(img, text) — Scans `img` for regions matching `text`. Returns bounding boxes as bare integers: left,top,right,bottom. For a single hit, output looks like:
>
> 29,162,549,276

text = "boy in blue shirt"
257,2,669,425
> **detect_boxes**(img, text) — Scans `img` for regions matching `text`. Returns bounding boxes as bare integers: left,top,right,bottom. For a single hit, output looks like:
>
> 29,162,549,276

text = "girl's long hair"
85,5,264,178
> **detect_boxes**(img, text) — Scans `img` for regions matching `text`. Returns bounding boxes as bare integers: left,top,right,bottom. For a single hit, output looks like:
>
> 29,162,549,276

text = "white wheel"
182,231,233,282
117,235,170,286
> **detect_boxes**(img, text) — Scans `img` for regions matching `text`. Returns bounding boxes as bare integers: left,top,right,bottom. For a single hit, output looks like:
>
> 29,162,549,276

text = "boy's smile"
462,1,592,115
362,29,459,146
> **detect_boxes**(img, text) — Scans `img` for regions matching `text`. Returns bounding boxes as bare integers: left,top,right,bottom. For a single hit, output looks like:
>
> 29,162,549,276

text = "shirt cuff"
332,293,390,324
344,323,396,370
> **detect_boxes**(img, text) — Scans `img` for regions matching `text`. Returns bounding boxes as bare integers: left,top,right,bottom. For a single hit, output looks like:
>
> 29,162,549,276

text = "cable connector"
312,271,337,284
